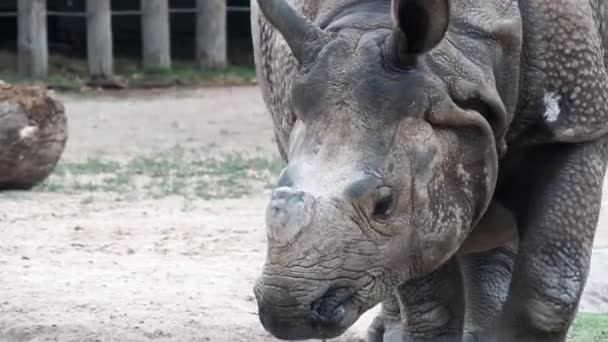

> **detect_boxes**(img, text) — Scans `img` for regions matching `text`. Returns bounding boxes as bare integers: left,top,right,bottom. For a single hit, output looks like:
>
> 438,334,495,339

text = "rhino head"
254,0,507,339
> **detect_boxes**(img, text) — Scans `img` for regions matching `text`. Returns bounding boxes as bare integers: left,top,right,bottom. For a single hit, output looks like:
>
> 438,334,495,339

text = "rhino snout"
254,277,356,340
265,187,315,244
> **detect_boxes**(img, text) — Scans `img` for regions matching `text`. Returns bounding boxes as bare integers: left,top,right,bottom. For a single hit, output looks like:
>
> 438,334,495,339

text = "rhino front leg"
369,245,517,342
488,140,608,341
396,258,466,342
367,295,402,342
459,243,517,341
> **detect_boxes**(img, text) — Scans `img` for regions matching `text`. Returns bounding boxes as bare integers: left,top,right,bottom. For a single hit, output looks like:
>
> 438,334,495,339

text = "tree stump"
0,83,68,190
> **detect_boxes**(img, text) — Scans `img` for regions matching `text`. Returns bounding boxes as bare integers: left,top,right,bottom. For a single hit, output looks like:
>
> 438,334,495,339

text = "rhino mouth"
307,285,366,338
255,280,369,340
310,286,354,324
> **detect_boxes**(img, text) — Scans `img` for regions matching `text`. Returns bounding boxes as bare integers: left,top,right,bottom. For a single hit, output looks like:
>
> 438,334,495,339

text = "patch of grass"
0,52,255,90
46,73,80,89
37,146,283,201
123,63,256,88
53,158,121,176
0,191,33,201
569,313,608,341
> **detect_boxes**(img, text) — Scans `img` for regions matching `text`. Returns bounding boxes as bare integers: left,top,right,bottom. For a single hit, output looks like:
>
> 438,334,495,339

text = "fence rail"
0,6,250,17
2,0,237,78
43,6,250,16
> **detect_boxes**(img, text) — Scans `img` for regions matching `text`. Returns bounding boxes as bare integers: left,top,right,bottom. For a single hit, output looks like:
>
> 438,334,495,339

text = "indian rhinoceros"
251,0,608,341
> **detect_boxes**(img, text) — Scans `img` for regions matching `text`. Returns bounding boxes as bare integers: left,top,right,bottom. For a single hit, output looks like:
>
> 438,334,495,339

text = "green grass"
0,191,33,201
569,313,608,341
0,52,256,90
130,62,255,83
36,146,283,201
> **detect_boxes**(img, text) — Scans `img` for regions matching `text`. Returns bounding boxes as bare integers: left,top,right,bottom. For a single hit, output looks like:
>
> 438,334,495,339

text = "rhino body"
251,0,608,341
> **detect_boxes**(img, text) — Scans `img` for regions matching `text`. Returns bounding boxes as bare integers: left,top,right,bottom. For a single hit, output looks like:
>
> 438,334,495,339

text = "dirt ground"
1,86,607,342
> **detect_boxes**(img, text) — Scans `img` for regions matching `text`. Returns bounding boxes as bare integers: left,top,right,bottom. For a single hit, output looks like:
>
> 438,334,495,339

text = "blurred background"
0,0,255,88
0,1,607,342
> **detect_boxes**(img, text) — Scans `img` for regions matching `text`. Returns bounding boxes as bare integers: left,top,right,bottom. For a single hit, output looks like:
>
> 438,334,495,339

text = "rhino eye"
372,187,395,220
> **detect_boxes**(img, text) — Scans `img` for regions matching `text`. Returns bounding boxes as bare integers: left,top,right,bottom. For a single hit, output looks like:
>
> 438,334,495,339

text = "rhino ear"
390,0,450,62
256,0,328,66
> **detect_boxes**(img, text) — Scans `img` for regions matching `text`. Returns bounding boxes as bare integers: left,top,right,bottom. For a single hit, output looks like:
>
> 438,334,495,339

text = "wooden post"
141,0,171,71
86,0,113,80
196,0,227,69
17,0,48,78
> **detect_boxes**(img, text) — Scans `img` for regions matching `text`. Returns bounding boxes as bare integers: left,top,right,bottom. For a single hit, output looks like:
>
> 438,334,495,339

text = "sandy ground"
0,86,607,342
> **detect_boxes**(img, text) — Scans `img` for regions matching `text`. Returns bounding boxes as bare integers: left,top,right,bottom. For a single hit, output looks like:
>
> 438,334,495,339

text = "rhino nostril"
311,301,346,325
310,288,349,325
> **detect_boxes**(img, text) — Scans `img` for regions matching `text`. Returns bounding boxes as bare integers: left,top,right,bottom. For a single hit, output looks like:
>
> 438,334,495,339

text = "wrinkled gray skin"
251,0,608,341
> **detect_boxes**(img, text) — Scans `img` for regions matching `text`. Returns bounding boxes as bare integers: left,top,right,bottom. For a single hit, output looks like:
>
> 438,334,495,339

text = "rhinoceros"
251,0,608,341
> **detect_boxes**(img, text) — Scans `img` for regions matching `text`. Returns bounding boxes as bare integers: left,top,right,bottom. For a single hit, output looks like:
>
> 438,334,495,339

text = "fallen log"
0,82,68,190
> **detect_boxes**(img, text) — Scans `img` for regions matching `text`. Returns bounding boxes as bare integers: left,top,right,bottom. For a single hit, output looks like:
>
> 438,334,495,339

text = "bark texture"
0,83,67,190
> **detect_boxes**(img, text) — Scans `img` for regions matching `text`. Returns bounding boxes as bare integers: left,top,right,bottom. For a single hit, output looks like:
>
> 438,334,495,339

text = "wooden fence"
1,0,246,79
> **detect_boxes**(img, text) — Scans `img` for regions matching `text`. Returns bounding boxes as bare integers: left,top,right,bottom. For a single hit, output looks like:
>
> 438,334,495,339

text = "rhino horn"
389,0,450,65
256,0,328,65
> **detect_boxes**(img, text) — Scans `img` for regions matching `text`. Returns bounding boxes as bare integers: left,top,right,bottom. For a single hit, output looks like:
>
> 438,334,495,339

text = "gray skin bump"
251,0,608,341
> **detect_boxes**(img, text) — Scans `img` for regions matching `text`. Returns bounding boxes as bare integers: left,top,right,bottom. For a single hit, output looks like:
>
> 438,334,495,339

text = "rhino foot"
366,313,385,342
367,314,403,342
368,317,470,342
462,332,480,342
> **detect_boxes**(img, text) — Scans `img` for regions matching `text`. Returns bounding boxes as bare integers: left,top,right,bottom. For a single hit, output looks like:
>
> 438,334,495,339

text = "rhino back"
509,0,608,146
253,0,608,157
252,0,520,157
252,0,322,161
